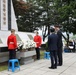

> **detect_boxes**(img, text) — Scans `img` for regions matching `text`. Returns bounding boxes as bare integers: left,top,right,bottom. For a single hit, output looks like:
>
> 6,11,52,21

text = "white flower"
17,41,24,49
21,40,36,49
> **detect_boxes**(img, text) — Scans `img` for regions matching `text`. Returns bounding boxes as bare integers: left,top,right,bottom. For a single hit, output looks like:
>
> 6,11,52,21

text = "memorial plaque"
0,38,2,44
16,34,22,41
27,34,33,40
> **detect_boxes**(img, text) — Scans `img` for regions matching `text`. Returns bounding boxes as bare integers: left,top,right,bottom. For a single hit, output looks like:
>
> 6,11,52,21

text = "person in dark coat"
48,28,58,69
54,25,63,66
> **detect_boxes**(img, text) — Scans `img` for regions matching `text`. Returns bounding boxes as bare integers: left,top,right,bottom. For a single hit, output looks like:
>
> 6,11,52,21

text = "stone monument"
0,0,18,31
0,0,36,64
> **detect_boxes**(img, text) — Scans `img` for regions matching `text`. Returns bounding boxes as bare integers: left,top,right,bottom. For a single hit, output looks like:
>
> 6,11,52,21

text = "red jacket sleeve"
14,36,17,48
39,36,42,46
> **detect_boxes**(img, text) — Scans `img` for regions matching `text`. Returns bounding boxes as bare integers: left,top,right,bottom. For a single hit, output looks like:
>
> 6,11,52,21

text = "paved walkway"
0,53,76,75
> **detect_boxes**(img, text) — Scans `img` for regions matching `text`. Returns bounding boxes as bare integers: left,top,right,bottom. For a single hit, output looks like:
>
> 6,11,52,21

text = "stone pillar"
8,0,11,30
0,0,18,31
0,0,8,30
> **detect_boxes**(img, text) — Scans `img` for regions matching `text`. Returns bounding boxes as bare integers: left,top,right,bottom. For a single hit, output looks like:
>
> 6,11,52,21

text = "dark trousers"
57,50,63,65
50,51,57,68
35,47,40,60
9,49,16,59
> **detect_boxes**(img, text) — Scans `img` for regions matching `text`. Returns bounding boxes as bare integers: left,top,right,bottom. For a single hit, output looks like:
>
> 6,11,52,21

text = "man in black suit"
54,25,63,66
48,28,58,69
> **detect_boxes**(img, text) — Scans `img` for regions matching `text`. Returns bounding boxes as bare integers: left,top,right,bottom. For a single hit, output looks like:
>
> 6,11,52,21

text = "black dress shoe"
48,67,56,69
54,66,57,69
49,67,54,69
37,58,40,60
57,64,62,66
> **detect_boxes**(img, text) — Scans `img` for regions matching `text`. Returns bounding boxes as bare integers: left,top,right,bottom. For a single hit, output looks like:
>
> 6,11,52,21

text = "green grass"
40,50,45,59
0,66,7,71
0,50,45,71
0,62,8,71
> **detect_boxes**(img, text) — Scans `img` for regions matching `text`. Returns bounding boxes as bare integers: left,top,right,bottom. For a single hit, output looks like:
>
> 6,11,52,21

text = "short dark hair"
54,25,61,28
36,31,39,34
50,28,55,32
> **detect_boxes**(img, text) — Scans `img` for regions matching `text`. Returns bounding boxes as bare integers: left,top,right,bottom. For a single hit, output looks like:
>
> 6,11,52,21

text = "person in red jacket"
7,29,17,59
34,31,42,60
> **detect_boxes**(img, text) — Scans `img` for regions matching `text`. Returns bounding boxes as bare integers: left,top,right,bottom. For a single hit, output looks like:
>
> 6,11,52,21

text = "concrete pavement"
0,53,76,75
